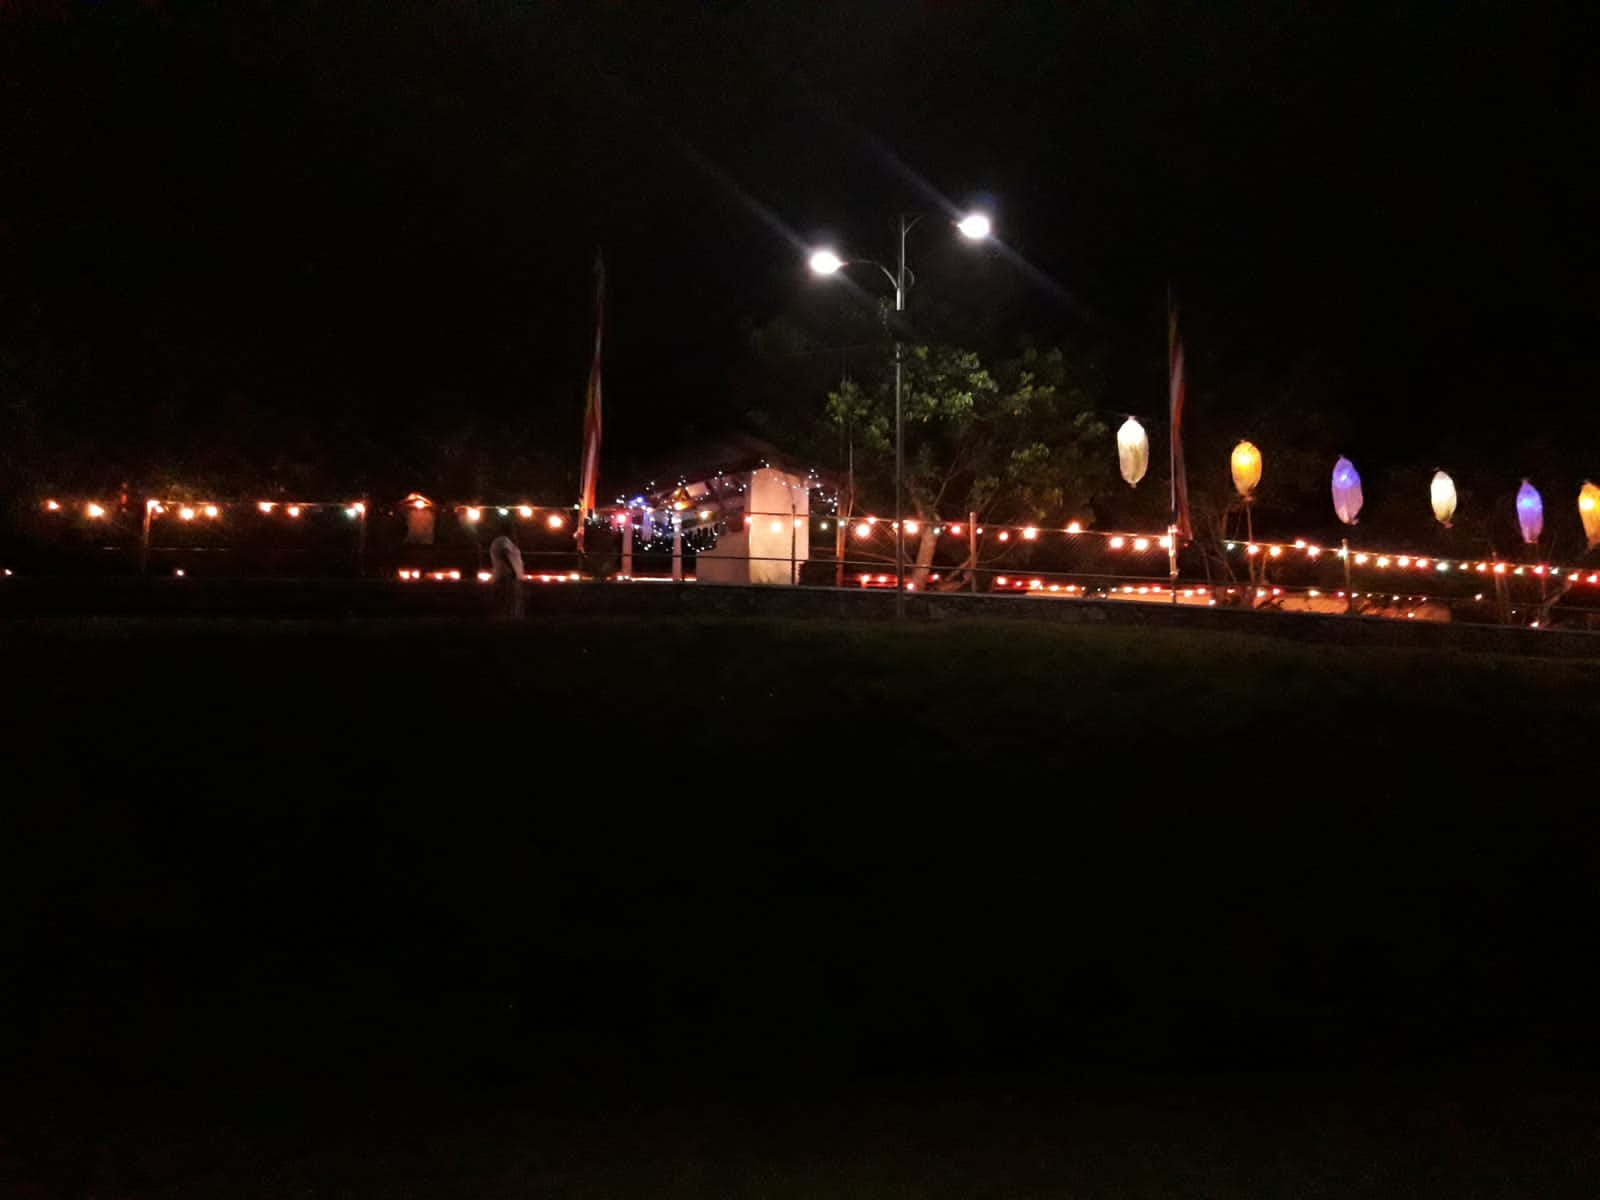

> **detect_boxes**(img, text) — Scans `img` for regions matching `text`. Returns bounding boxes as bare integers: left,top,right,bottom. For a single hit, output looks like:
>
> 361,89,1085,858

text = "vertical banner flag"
576,252,605,553
1168,292,1193,541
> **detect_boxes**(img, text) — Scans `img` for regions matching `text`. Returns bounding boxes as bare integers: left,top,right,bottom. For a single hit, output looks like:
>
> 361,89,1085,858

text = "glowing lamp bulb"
86,502,105,519
179,506,196,521
904,520,919,535
1066,521,1082,534
1133,537,1150,552
854,522,871,539
518,505,534,519
286,505,301,518
950,524,963,536
1109,536,1125,549
546,514,564,530
1022,526,1038,540
770,520,783,533
258,501,275,514
956,212,992,240
808,249,844,276
464,507,481,523
203,505,219,519
45,499,61,512
998,530,1010,542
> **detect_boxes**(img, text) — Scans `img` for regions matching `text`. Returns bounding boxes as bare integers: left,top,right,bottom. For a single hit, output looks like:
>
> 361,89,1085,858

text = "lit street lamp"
808,210,993,616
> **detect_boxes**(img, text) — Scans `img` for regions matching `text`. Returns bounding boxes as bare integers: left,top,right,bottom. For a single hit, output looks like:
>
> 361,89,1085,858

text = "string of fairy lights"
25,494,1600,598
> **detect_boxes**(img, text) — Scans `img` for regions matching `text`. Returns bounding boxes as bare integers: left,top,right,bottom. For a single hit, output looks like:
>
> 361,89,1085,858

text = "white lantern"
1429,470,1457,528
1331,457,1363,526
1116,417,1149,487
1515,480,1543,545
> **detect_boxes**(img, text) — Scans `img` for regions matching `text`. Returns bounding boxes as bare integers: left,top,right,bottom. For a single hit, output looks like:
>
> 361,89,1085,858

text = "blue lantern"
1515,480,1543,545
1331,457,1363,526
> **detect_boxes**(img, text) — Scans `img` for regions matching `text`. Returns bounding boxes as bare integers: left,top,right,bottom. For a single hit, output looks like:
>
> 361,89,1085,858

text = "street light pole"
807,208,991,620
894,213,909,619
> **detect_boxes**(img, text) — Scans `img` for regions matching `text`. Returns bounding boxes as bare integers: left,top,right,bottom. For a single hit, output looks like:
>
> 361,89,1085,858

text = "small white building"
694,466,811,585
634,442,824,586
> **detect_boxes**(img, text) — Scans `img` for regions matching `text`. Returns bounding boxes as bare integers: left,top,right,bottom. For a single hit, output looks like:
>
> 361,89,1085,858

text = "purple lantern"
1331,457,1363,526
1515,480,1543,545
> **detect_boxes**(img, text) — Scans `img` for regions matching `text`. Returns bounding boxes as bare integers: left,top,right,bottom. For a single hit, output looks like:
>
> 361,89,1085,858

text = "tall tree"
826,342,1113,589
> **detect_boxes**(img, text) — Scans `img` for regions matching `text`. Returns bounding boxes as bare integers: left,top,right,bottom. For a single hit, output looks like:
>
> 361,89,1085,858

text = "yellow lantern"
1116,417,1149,487
1580,481,1600,548
1231,441,1262,498
1430,470,1457,528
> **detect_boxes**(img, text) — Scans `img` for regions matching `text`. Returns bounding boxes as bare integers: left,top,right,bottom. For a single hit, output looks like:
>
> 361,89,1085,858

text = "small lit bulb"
287,505,302,518
413,498,426,510
179,506,196,521
464,507,481,523
45,499,61,512
1246,544,1260,556
1022,526,1038,540
1133,537,1150,552
546,514,564,530
904,520,919,535
258,501,275,514
203,504,219,519
1109,536,1125,549
770,520,784,534
86,502,106,519
950,523,963,536
1268,545,1283,558
1066,521,1082,534
518,505,533,519
998,530,1010,542
854,522,871,539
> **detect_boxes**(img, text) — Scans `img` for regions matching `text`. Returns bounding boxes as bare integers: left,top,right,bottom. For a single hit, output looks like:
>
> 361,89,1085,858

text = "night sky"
4,1,1594,499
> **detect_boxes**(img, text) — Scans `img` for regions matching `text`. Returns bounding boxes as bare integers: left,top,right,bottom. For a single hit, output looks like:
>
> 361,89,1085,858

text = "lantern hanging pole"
1244,500,1255,588
357,495,368,577
139,500,153,575
969,511,979,593
1342,537,1353,614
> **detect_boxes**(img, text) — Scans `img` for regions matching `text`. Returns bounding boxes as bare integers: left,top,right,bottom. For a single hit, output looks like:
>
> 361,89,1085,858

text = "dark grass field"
3,616,1599,1195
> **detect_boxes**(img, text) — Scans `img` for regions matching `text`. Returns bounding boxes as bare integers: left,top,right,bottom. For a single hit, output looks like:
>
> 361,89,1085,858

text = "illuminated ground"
3,617,1597,1195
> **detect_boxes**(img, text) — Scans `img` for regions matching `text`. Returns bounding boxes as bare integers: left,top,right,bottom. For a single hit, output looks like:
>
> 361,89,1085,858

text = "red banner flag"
576,253,604,552
1168,295,1193,542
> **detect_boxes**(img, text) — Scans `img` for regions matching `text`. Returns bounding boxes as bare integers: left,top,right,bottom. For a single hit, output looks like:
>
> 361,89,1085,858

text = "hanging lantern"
1116,417,1149,487
1515,480,1543,545
1580,481,1600,548
1230,441,1262,498
1331,456,1363,526
1429,470,1457,528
